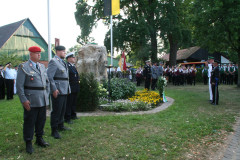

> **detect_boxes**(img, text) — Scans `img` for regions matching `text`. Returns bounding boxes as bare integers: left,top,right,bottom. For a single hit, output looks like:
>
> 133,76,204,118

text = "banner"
104,0,120,16
118,51,127,71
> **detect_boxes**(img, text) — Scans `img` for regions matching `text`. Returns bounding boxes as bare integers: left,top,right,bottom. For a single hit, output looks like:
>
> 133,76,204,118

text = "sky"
0,0,108,50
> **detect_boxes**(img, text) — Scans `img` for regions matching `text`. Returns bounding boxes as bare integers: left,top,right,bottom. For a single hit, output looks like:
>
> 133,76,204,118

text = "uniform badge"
61,70,65,73
30,71,35,74
30,63,32,67
30,77,34,81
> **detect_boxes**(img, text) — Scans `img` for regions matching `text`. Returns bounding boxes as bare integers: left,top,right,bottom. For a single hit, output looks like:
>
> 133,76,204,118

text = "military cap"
208,56,214,60
66,52,75,59
28,46,41,52
145,60,151,63
55,45,66,51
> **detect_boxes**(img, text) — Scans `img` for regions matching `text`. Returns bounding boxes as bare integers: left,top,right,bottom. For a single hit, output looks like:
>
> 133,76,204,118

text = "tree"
193,0,240,87
75,0,193,65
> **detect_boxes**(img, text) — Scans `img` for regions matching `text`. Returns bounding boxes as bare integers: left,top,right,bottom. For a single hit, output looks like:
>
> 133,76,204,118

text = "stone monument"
75,44,108,81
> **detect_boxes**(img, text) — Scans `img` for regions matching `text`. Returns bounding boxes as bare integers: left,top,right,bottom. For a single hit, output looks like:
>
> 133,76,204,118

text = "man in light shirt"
3,62,15,100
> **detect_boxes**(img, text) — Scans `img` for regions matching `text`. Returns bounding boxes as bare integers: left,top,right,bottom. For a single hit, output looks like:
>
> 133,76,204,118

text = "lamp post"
105,65,113,103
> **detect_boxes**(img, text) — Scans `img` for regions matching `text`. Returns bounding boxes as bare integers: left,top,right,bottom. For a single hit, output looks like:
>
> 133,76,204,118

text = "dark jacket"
211,66,220,84
67,62,80,93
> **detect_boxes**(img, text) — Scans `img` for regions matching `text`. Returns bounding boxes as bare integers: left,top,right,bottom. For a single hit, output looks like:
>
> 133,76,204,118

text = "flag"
118,51,127,71
104,0,120,16
55,38,60,47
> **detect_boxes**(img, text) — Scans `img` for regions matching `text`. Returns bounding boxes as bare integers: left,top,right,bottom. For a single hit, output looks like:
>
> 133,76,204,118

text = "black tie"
36,64,40,71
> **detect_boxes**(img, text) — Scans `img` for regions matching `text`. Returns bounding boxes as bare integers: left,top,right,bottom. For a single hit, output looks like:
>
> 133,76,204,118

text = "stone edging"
75,96,174,117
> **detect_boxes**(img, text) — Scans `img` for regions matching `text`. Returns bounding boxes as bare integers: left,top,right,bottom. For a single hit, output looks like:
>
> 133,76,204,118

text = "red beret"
28,46,41,52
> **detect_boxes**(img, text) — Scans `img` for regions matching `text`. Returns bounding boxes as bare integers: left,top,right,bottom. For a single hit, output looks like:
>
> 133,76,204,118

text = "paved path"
221,118,240,160
47,97,174,117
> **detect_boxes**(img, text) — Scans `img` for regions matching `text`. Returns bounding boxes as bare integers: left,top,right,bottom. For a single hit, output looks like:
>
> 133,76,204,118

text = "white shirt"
4,68,15,79
208,64,212,78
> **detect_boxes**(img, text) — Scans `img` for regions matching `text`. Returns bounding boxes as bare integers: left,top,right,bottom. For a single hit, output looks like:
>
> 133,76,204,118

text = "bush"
103,78,136,100
196,68,204,83
101,100,152,112
76,73,99,112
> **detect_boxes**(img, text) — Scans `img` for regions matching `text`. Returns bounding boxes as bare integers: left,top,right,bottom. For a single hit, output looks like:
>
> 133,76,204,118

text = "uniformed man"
211,61,220,105
151,62,158,90
47,45,71,139
208,56,214,102
64,52,79,124
0,65,5,100
16,46,50,154
143,60,152,90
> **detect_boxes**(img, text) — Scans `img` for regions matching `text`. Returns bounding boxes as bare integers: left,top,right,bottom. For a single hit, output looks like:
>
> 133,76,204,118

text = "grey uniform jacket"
16,60,50,107
158,66,163,76
151,66,159,79
47,56,71,95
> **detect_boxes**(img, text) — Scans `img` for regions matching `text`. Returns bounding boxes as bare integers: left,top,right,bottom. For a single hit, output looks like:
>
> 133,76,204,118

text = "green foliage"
75,0,194,64
0,53,23,66
76,73,99,112
195,68,204,83
103,78,136,100
101,101,152,112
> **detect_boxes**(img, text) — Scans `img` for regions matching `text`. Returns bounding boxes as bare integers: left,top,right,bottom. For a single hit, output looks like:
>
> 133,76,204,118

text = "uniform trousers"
5,79,14,99
211,84,219,105
208,78,213,101
51,95,67,129
0,77,5,99
145,78,151,90
151,78,158,90
23,106,46,141
65,92,77,121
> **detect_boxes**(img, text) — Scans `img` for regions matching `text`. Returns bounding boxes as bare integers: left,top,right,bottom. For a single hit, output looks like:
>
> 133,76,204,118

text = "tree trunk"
238,51,240,87
168,33,178,67
150,31,158,62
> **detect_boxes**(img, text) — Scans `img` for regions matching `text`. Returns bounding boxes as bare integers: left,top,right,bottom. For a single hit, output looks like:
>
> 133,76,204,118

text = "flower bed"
101,90,163,112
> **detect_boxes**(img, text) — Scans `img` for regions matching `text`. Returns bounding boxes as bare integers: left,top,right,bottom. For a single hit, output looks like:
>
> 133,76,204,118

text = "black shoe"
36,138,49,147
65,120,73,124
26,141,34,154
51,129,61,139
58,126,71,131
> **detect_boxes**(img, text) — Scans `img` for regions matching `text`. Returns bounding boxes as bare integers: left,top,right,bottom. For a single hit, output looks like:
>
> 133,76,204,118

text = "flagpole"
110,15,113,66
47,0,52,61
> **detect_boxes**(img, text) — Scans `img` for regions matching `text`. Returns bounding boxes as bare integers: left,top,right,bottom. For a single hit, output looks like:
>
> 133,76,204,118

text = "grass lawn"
0,84,239,159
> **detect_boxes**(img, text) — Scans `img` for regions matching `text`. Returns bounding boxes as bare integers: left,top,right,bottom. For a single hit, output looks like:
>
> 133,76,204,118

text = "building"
0,18,50,66
161,46,224,64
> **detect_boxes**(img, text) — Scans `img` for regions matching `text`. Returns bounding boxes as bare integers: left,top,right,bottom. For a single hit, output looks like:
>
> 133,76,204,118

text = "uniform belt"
24,86,46,90
53,77,68,81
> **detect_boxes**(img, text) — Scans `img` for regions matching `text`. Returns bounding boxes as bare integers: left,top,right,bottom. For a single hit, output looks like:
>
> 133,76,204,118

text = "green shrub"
196,68,204,83
103,78,136,100
101,100,152,112
76,73,99,112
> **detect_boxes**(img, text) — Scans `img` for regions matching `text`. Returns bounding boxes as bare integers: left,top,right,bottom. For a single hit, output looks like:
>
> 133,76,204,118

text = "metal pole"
47,0,52,61
110,15,113,66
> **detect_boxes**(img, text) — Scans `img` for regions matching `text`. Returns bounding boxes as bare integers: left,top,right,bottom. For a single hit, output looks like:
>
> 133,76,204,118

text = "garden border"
75,96,174,117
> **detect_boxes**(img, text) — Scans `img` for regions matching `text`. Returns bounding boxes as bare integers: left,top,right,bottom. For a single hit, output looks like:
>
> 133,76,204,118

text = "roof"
162,46,200,61
0,19,25,49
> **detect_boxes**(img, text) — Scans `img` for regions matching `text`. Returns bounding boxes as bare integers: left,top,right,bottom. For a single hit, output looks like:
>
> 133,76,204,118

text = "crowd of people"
1,46,80,154
134,60,198,90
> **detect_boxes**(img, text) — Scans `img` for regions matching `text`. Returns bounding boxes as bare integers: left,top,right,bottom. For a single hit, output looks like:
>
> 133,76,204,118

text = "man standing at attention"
64,52,79,124
211,61,220,105
16,46,50,154
143,60,152,90
47,45,71,139
207,57,214,102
